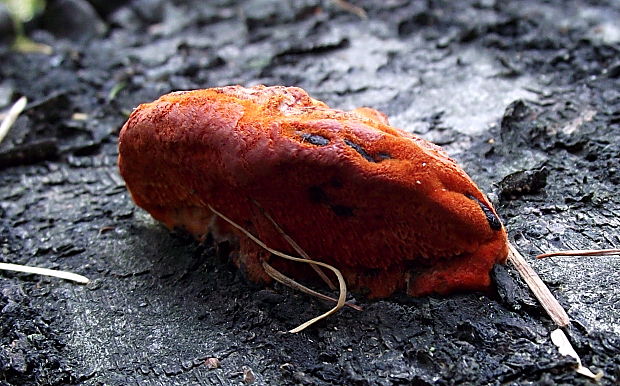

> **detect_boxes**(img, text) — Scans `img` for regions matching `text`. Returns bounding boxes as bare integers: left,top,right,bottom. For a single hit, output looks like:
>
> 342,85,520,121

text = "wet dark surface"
1,0,619,384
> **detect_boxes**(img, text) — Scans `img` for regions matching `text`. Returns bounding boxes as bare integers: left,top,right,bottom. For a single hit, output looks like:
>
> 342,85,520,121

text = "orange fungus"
118,85,509,298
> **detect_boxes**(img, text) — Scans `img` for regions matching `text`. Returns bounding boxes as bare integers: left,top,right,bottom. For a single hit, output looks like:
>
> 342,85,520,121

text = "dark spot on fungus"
376,152,391,161
329,178,343,188
465,193,502,231
308,186,329,204
309,185,354,216
344,138,375,162
331,204,354,217
299,133,329,146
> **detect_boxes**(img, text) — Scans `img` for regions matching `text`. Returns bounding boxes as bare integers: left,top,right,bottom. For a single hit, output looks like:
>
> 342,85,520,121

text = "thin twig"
0,96,27,144
537,249,620,259
208,204,347,333
0,262,90,284
251,199,337,290
262,261,362,311
507,243,570,327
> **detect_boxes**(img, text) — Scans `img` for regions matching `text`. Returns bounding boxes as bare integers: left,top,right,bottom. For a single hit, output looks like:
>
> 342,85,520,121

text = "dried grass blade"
536,248,620,259
262,261,362,311
332,0,367,19
0,262,90,284
550,329,603,380
208,204,347,333
0,96,27,144
252,199,337,290
507,243,570,327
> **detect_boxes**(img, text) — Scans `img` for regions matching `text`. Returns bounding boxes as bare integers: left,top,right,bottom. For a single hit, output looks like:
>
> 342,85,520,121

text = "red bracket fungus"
118,85,508,301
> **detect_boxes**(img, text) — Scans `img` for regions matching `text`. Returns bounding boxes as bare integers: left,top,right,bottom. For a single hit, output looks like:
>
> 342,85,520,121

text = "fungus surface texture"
118,85,508,297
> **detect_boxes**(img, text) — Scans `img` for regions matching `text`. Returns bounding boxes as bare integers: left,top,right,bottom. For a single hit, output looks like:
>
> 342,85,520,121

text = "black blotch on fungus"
329,178,343,188
299,133,329,146
308,186,329,204
344,138,375,162
331,204,354,217
465,193,502,231
376,152,392,161
308,186,355,217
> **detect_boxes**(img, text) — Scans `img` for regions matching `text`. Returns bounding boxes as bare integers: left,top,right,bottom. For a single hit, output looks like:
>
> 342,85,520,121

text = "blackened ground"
1,0,619,384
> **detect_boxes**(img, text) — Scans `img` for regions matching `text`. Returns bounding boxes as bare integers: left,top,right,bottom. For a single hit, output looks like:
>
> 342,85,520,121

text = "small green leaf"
1,0,46,23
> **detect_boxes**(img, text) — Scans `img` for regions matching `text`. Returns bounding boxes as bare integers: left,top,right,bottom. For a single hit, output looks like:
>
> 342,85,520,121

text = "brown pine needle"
208,204,347,333
251,199,337,290
262,261,362,311
0,262,90,284
537,248,620,259
507,243,570,327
